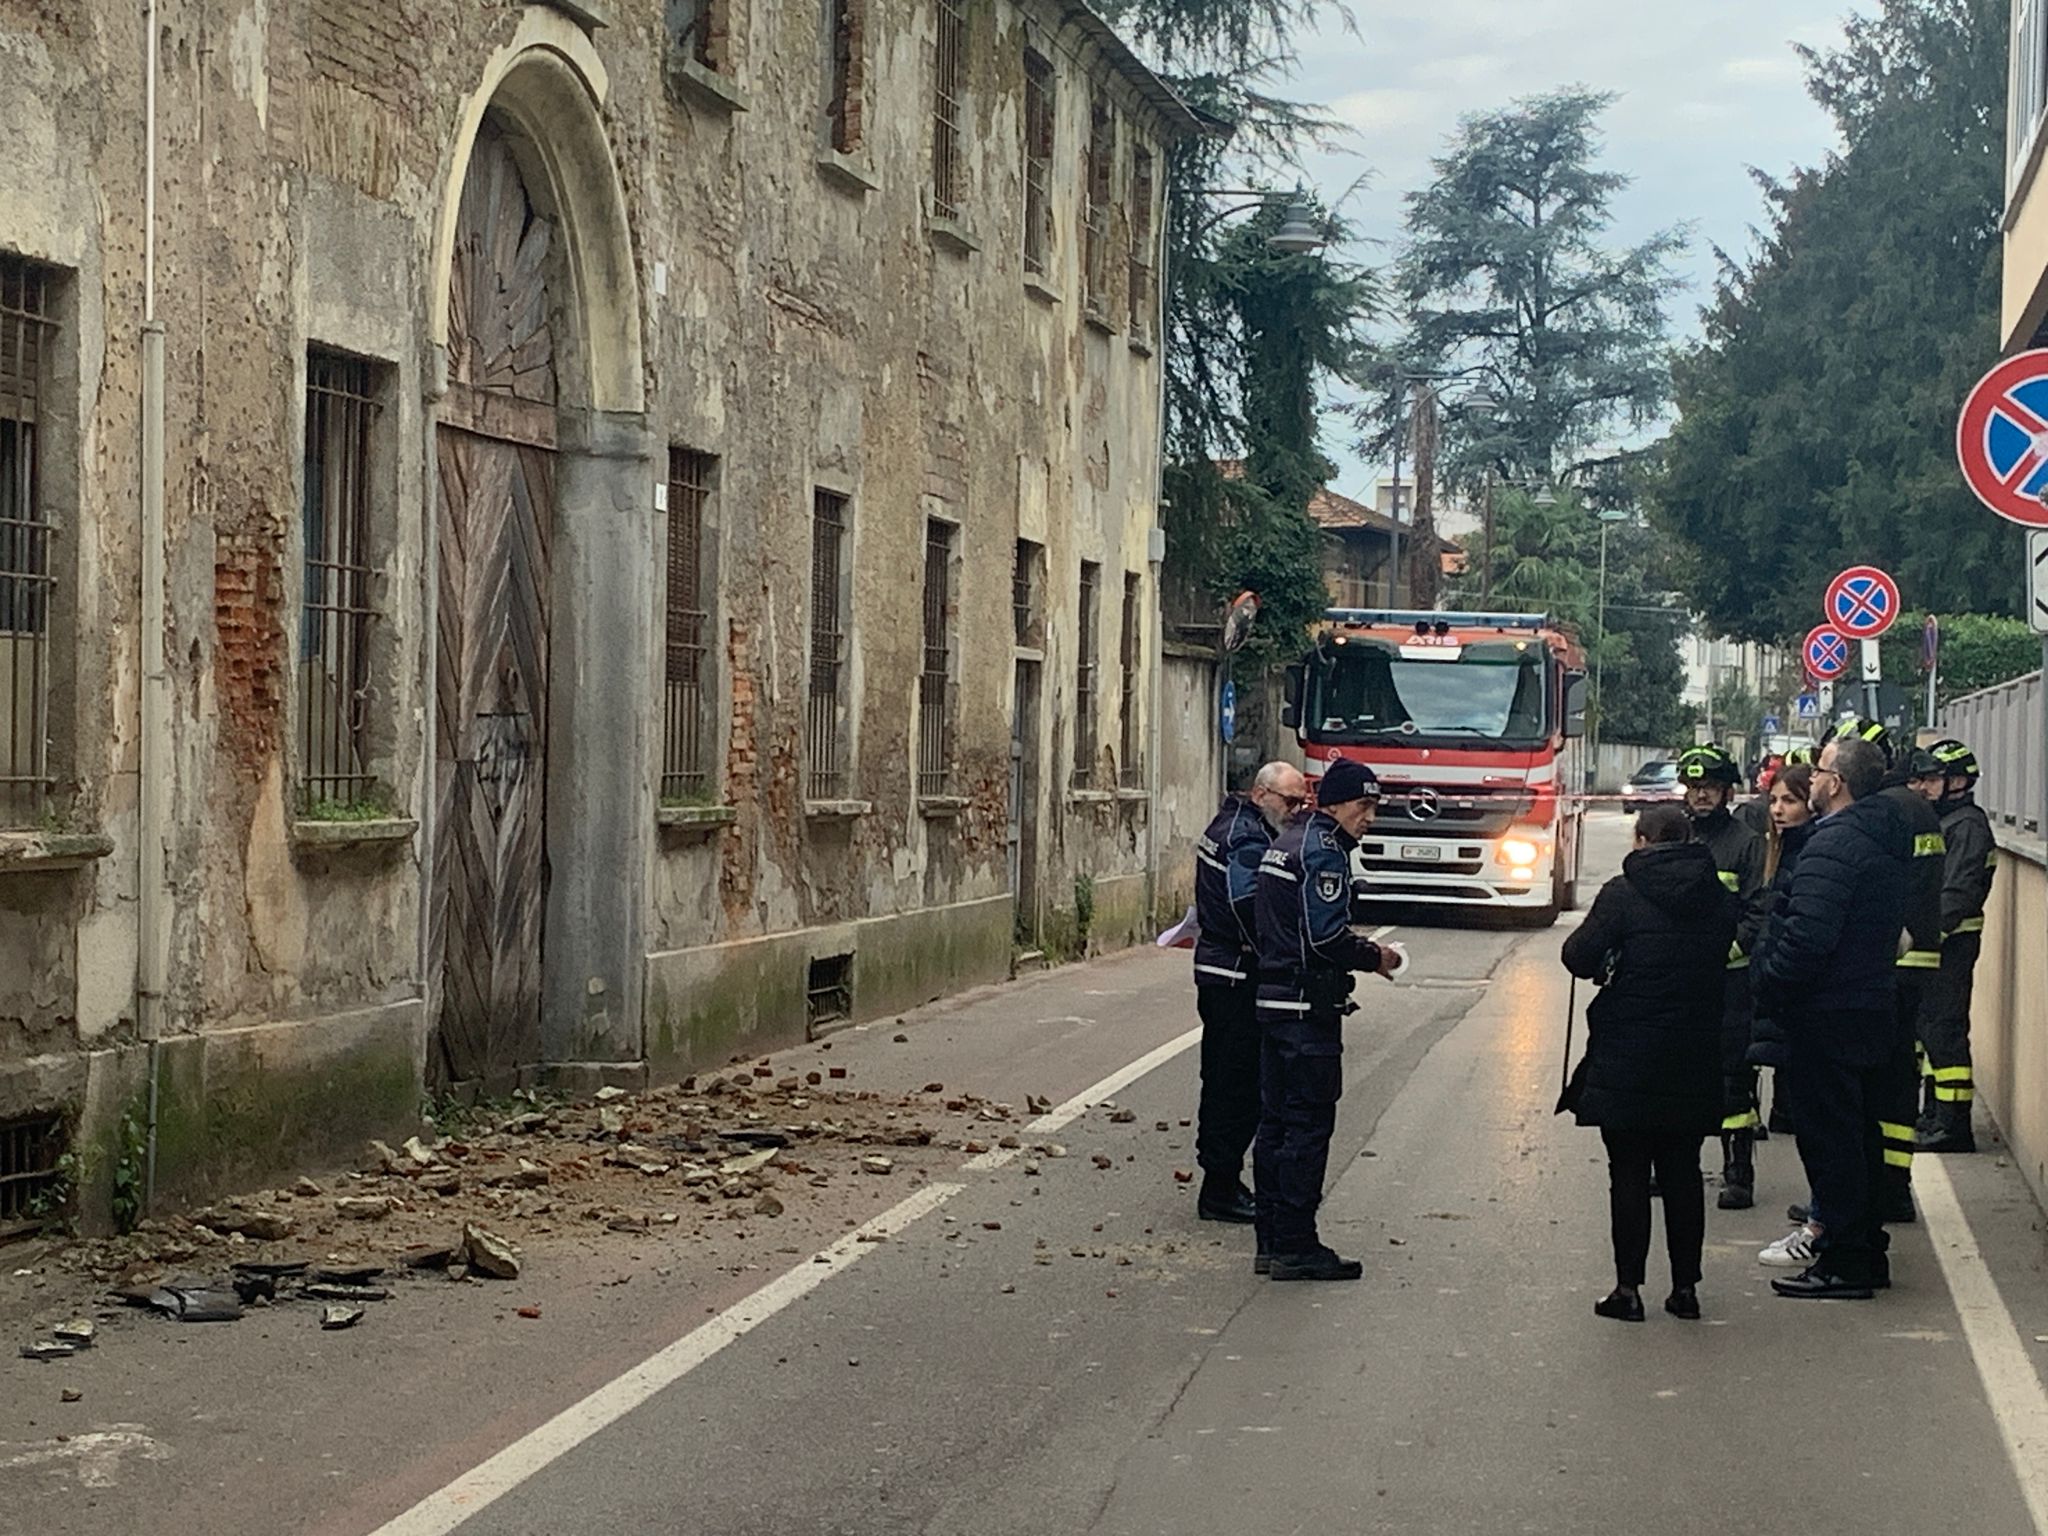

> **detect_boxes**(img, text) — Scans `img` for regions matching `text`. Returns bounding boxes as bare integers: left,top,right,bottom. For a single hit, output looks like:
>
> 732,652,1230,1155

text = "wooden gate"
429,121,559,1091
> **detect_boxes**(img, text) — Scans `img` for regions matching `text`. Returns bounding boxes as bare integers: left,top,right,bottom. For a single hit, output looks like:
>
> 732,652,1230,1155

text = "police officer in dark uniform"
1676,744,1768,1209
1916,739,1995,1154
1191,762,1309,1222
1837,718,1946,1227
1252,758,1398,1282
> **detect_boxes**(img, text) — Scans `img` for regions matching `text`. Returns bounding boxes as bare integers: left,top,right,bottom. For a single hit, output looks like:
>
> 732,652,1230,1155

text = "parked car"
1622,759,1682,812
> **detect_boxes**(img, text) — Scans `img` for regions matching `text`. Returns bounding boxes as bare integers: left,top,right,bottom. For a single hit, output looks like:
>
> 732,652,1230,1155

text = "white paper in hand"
1382,941,1410,979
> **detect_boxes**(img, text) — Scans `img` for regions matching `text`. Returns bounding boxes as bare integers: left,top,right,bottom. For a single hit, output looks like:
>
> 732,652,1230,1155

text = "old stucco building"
0,0,1200,1216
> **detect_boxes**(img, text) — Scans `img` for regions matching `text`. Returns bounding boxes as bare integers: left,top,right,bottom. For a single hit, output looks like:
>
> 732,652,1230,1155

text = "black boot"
1918,1103,1977,1155
1270,1245,1363,1281
1717,1132,1755,1211
1197,1174,1257,1224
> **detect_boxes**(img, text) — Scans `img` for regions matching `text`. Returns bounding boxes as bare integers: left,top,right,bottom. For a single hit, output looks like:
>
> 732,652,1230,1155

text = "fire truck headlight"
1498,835,1541,868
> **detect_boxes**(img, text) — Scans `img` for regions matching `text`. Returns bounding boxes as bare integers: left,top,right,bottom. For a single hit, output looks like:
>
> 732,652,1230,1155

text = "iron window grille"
1074,560,1099,787
828,0,864,153
1119,572,1142,786
1022,50,1055,275
1082,94,1114,318
0,1112,65,1238
0,255,56,829
663,448,714,803
808,489,849,800
1013,537,1042,648
806,952,853,1035
919,520,956,797
300,352,381,814
932,0,966,220
678,0,726,71
1128,148,1156,339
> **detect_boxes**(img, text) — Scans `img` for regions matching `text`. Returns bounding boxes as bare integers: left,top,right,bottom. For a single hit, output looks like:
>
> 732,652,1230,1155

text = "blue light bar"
1323,608,1550,632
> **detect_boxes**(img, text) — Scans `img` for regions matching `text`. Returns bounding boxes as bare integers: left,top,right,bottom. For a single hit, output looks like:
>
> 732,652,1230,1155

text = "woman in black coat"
1561,804,1740,1322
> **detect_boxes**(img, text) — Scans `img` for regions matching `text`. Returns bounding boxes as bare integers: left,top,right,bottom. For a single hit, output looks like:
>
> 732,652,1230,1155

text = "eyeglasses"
1280,794,1309,809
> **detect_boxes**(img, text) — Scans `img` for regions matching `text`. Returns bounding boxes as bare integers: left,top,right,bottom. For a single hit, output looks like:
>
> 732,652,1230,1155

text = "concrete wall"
0,0,1181,1211
1968,832,2048,1213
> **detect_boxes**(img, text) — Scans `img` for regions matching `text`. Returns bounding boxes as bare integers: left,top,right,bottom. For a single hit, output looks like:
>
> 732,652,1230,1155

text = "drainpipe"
138,0,169,1210
1143,171,1170,927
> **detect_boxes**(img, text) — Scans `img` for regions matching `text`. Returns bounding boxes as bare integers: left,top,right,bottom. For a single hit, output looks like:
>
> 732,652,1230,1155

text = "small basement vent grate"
806,953,854,1037
0,1113,66,1239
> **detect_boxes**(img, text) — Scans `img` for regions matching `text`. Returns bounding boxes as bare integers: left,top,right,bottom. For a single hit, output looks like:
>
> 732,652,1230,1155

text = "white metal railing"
1941,668,2045,834
2013,0,2048,197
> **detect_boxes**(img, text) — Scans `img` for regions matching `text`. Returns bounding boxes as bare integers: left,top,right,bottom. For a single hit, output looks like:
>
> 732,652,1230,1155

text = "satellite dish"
1221,591,1261,653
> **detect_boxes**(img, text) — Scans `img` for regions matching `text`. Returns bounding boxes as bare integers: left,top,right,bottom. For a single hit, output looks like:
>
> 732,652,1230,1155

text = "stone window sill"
919,794,971,819
291,817,418,852
1115,787,1150,803
806,799,873,820
658,804,738,837
1128,332,1155,358
928,217,979,257
817,150,879,196
1067,789,1114,805
669,56,749,115
1023,272,1062,306
1083,304,1116,336
1013,645,1046,663
540,0,609,28
0,829,115,873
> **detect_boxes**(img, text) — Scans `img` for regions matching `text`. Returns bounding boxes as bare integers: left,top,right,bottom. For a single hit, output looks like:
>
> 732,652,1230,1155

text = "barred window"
1073,560,1099,788
1082,94,1114,319
300,351,382,813
918,520,956,797
827,0,865,153
932,0,966,220
1118,572,1142,786
1022,50,1055,275
1128,148,1156,340
676,0,728,71
808,489,850,800
663,449,715,803
1013,537,1042,649
0,256,57,827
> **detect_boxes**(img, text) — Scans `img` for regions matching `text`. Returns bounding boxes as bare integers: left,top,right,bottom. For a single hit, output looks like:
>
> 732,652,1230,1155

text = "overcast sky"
1288,0,1866,500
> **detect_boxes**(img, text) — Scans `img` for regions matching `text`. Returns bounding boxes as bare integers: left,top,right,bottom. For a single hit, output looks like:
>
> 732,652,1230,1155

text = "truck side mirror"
1281,664,1304,730
1563,670,1588,739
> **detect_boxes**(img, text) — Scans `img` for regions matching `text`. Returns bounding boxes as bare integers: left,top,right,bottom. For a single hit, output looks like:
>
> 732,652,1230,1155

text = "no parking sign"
1804,625,1850,681
1824,566,1900,640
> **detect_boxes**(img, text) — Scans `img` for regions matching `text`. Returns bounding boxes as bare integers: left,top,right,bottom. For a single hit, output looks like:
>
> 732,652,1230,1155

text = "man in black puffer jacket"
1754,735,1903,1300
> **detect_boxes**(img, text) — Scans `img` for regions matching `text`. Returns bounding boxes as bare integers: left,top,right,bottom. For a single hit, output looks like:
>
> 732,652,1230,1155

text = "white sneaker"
1759,1224,1822,1267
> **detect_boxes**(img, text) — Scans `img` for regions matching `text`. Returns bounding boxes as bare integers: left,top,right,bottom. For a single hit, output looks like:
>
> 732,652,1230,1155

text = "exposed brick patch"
213,532,285,779
719,618,756,922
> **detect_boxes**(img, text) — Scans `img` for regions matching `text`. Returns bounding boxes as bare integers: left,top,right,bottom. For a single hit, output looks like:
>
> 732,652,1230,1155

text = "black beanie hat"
1318,759,1380,808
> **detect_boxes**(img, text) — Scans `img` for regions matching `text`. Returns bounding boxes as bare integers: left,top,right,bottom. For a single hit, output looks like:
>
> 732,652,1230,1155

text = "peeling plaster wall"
0,0,1172,1172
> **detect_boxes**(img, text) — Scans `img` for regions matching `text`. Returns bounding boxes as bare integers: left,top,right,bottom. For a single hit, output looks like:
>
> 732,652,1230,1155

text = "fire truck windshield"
1307,639,1549,745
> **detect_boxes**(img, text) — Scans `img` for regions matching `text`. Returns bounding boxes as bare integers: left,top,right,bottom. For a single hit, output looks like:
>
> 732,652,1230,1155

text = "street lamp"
1192,188,1331,252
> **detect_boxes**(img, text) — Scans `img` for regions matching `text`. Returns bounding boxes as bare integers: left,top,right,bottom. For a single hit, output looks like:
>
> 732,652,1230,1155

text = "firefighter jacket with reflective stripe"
1254,810,1382,986
1693,807,1766,965
1876,784,1944,968
1938,795,1995,939
1193,794,1272,987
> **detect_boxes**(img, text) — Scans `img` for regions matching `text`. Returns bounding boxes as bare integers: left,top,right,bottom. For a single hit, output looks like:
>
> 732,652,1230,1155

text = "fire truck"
1282,609,1589,925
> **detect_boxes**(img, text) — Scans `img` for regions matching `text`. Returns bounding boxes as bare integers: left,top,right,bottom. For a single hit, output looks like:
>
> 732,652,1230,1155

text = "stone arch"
431,8,643,416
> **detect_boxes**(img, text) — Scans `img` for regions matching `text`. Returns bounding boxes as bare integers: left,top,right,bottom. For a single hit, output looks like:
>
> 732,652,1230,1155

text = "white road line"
1915,1156,2048,1533
364,940,1417,1536
366,1181,963,1536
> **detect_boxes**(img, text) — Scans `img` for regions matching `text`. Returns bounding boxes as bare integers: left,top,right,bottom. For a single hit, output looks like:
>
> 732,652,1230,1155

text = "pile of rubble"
12,1063,1044,1347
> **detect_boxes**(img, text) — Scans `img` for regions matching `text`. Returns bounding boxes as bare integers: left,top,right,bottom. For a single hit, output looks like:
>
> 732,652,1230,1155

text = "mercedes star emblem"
1407,787,1440,821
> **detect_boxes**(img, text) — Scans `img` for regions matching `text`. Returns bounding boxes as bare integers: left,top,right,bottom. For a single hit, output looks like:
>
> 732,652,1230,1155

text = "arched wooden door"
429,120,558,1091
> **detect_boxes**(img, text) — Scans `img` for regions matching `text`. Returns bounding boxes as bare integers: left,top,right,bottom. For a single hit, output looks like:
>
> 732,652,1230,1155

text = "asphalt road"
11,812,2048,1535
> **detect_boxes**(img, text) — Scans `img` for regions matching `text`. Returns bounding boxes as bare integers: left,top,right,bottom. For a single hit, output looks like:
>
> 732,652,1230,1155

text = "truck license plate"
1400,844,1442,862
